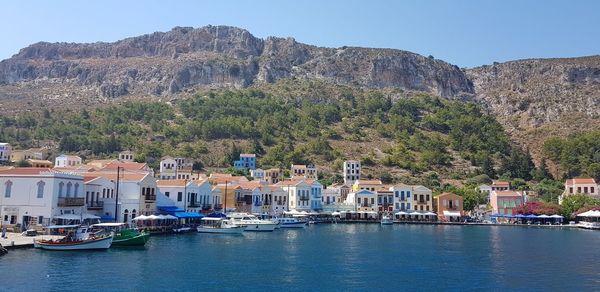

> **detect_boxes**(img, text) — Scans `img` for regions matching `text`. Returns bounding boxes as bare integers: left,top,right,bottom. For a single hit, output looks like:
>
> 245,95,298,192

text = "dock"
0,233,63,249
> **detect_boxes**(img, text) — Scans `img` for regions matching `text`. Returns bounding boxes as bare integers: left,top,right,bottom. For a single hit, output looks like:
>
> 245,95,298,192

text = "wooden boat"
91,223,150,246
197,217,244,234
34,226,113,250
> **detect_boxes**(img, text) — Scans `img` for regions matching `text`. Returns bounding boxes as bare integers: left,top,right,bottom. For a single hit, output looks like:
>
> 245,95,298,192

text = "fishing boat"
381,214,394,225
197,217,244,234
278,217,307,228
90,223,150,246
227,213,278,232
34,226,113,250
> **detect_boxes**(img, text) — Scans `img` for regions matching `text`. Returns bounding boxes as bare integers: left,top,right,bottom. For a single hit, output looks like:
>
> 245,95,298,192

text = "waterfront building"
233,154,256,170
490,191,524,215
376,188,394,213
343,160,361,185
118,150,135,162
27,159,53,168
559,178,598,204
276,179,318,211
0,168,85,228
264,168,282,184
54,154,82,168
156,179,208,214
214,183,240,212
250,168,265,181
412,185,433,212
291,164,318,180
270,186,288,216
94,172,157,223
323,187,341,206
352,179,383,192
434,192,464,222
0,143,11,162
208,173,248,185
83,175,115,219
390,184,413,212
346,189,377,218
477,184,493,202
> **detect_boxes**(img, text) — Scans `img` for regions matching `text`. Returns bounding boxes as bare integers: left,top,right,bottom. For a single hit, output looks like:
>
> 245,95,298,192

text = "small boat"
197,217,244,234
227,213,278,232
91,223,150,246
381,215,394,225
278,217,307,228
34,226,113,250
173,226,193,233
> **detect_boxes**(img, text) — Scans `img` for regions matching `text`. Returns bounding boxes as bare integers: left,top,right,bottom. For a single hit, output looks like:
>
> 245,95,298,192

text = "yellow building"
352,179,383,192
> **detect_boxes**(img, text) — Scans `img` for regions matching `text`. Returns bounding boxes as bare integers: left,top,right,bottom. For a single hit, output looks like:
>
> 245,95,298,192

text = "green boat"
91,223,150,246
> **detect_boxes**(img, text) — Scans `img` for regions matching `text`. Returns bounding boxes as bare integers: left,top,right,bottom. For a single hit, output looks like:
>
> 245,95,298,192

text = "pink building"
490,191,524,215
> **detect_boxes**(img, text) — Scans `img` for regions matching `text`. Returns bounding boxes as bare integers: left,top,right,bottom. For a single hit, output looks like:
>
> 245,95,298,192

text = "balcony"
202,204,212,210
253,202,263,207
188,202,202,208
144,195,156,202
87,201,104,210
58,197,85,207
214,204,223,210
361,203,372,207
299,196,310,201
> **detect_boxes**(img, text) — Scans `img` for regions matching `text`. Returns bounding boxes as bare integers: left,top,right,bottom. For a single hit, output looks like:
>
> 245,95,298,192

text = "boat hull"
197,226,245,234
112,232,150,246
280,222,307,228
34,236,113,250
243,223,277,232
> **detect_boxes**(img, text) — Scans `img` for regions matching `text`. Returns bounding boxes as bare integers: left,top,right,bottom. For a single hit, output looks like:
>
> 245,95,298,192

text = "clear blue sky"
2,0,599,67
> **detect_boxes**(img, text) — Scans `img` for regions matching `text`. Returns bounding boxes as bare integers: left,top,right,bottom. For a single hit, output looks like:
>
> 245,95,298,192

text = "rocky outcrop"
467,56,600,127
0,25,473,98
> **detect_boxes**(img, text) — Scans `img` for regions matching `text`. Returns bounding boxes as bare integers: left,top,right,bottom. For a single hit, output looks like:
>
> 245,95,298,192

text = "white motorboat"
381,215,394,225
34,226,113,250
197,217,245,234
278,217,307,228
227,213,278,232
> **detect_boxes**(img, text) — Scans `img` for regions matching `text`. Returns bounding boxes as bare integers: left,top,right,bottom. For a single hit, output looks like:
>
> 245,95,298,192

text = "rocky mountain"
0,25,473,100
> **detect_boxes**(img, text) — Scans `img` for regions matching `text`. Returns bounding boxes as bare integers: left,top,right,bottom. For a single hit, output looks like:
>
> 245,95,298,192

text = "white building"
560,178,599,204
277,179,322,211
83,175,115,218
323,187,342,206
346,189,377,218
54,154,83,168
0,168,86,228
390,184,414,212
95,172,157,223
0,143,11,162
343,160,361,185
250,168,265,181
158,156,195,180
156,179,213,213
291,164,318,180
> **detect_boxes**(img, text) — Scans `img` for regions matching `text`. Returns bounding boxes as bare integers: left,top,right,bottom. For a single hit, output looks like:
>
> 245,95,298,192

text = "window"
74,183,79,197
426,195,430,201
584,187,589,194
407,191,411,198
401,191,405,200
66,182,72,197
37,181,45,198
4,180,12,198
59,182,64,197
177,192,183,202
569,187,573,194
123,209,129,223
165,191,170,198
132,209,136,220
407,203,411,210
592,187,596,194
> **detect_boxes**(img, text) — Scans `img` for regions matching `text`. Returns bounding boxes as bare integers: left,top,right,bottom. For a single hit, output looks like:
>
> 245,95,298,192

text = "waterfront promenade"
0,233,62,249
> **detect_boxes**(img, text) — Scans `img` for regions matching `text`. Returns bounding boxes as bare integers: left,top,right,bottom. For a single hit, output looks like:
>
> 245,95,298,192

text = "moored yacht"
277,217,307,228
197,217,245,234
380,214,394,225
227,213,278,232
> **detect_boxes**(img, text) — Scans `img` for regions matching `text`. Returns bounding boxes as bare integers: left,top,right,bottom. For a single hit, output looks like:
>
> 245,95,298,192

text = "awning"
158,206,185,213
550,214,564,219
54,214,82,220
174,212,204,219
537,214,551,218
100,215,115,221
82,214,100,220
132,215,149,221
424,212,437,216
331,211,341,216
443,211,461,217
395,211,408,215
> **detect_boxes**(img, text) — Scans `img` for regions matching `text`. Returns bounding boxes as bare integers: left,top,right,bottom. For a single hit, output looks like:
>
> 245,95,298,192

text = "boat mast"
114,166,121,223
224,179,228,214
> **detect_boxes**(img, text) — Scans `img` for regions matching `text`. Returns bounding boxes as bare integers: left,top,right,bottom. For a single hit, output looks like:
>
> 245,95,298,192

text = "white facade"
250,168,265,181
0,143,11,162
158,157,194,180
156,179,213,213
390,184,413,212
54,154,83,168
280,181,312,211
346,189,377,212
83,176,115,217
100,173,157,224
0,169,86,228
158,157,178,179
343,160,361,185
323,188,341,206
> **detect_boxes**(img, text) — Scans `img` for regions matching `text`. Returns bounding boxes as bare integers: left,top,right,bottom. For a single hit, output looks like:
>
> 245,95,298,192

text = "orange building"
433,192,464,222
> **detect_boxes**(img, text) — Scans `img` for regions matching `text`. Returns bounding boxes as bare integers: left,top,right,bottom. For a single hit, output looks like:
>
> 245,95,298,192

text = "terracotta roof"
355,179,383,185
93,173,148,182
493,191,522,197
434,192,461,198
156,179,190,187
101,162,149,171
27,159,53,164
492,180,510,186
291,164,307,169
240,154,256,157
566,178,597,185
0,168,52,175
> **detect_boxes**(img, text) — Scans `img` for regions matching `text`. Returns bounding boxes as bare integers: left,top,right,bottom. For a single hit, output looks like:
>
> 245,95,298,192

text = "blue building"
234,153,256,170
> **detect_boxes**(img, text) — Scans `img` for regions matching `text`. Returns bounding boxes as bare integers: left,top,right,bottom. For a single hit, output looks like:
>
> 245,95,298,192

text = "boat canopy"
578,210,600,217
45,225,80,229
91,223,125,227
82,214,100,220
201,217,223,221
331,211,342,216
54,214,82,220
207,213,227,218
132,215,149,221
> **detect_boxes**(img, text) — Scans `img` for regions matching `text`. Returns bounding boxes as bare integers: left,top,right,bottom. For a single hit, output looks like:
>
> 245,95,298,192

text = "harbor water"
1,224,600,291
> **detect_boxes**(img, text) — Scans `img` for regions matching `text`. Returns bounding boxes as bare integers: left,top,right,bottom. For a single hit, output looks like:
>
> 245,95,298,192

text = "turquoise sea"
1,224,599,291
